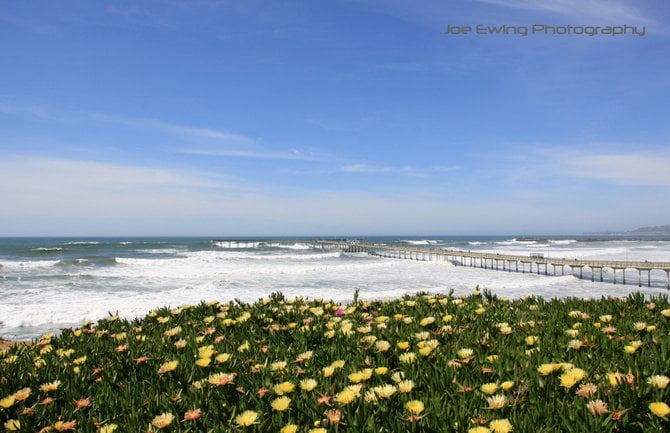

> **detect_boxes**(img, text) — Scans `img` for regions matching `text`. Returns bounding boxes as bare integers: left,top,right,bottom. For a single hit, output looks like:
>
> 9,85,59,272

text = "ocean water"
1,236,669,340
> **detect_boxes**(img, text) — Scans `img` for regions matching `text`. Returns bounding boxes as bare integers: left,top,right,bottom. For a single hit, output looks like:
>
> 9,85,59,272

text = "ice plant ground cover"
1,289,669,432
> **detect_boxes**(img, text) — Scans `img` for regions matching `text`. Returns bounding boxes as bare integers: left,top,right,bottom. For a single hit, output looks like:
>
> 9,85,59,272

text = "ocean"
1,236,669,340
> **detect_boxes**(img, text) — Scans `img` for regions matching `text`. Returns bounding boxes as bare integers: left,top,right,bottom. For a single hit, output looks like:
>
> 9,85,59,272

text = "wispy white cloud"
472,0,650,23
178,147,334,162
0,157,236,218
339,163,459,176
563,153,670,187
0,101,255,145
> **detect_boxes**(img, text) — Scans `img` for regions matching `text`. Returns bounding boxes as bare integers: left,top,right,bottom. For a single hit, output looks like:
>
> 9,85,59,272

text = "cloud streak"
473,0,650,23
563,153,670,187
0,101,255,145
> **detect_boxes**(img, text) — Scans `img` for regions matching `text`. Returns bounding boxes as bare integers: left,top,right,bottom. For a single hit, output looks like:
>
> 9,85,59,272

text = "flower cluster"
1,290,669,431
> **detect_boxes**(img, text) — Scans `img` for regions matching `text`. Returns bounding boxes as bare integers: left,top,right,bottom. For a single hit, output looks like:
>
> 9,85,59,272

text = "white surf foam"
0,260,61,269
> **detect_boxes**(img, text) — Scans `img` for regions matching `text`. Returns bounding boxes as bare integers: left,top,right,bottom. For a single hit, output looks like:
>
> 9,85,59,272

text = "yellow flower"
73,356,87,365
296,350,313,362
348,371,366,383
649,402,670,418
537,363,561,376
300,378,318,391
489,418,513,433
391,371,405,383
419,317,435,326
197,345,216,359
375,341,391,352
195,357,211,367
4,420,20,431
280,425,299,433
215,353,231,363
237,341,250,352
487,394,507,409
568,339,583,350
560,368,586,389
398,379,415,393
608,372,623,387
163,326,182,337
373,384,397,399
151,412,175,429
419,346,432,356
525,336,538,346
405,400,425,415
158,360,179,374
660,308,670,317
499,325,512,335
271,396,291,411
331,360,345,369
457,348,474,359
397,341,410,350
501,381,514,391
475,307,486,315
480,383,499,395
0,395,15,408
309,429,327,433
364,390,378,403
208,372,235,386
274,381,295,395
323,366,335,378
271,360,288,372
647,375,670,389
235,410,259,427
98,423,118,432
40,380,62,393
399,352,416,364
336,387,358,405
375,366,388,376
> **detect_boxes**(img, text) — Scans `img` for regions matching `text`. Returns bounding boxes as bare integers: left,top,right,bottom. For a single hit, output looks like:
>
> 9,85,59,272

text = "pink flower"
335,309,345,316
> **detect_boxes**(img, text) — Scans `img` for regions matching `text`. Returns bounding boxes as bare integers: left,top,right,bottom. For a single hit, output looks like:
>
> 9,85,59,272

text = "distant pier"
315,240,670,289
212,239,268,248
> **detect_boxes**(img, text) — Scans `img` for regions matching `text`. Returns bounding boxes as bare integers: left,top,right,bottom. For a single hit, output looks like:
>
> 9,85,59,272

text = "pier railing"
314,240,670,289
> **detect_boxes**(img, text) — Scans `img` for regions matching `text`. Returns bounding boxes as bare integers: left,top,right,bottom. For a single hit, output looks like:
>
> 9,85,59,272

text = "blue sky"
1,0,669,236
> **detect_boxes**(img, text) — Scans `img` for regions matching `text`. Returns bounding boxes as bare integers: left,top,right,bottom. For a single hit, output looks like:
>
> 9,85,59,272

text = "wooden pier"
314,240,670,289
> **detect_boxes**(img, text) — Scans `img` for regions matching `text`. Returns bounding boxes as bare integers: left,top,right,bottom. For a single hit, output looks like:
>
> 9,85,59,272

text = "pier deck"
314,240,670,288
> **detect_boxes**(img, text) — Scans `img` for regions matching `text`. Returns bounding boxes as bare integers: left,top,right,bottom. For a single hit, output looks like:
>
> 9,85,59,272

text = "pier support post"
648,269,651,287
638,269,641,287
623,269,626,285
